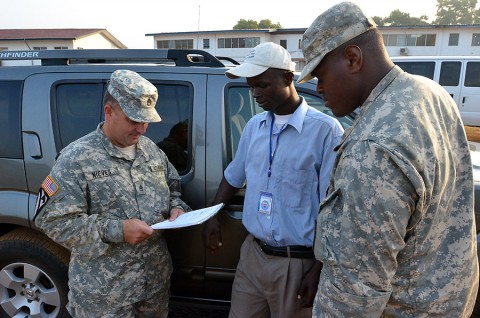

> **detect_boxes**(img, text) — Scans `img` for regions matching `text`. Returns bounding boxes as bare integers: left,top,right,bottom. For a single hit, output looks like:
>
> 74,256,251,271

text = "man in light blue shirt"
204,42,344,318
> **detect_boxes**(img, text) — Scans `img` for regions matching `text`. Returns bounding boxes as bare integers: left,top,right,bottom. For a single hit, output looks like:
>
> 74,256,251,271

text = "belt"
254,238,315,259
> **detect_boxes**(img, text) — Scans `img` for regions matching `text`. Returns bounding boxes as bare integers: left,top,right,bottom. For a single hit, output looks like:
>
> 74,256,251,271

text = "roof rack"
0,49,227,67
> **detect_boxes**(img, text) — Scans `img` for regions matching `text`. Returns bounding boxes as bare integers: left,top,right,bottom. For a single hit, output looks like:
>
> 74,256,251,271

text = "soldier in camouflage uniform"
34,69,190,318
298,2,478,317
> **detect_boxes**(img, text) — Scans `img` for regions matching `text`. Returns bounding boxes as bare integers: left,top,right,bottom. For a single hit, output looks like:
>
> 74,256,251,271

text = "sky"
1,0,440,49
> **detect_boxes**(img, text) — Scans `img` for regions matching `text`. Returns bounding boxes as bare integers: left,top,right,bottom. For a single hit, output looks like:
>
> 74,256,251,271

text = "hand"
202,216,222,252
169,207,185,221
123,219,154,245
297,260,323,308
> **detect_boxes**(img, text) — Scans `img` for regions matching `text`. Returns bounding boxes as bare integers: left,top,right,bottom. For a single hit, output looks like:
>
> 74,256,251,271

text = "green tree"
372,16,385,26
233,19,282,30
383,9,430,25
258,19,282,29
233,19,258,29
434,0,478,24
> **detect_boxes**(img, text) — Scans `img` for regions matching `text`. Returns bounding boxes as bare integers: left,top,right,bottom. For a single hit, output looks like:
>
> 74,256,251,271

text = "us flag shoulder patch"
42,175,59,197
33,175,60,221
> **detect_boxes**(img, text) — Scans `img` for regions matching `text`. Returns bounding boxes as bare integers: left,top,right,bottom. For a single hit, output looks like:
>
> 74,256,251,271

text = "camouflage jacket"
313,66,478,317
35,123,189,309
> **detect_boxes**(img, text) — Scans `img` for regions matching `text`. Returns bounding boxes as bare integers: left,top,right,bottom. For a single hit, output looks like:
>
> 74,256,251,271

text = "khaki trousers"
229,234,315,318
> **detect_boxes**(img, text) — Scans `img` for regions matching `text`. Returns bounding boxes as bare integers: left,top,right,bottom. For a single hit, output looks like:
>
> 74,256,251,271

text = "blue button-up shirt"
225,98,344,246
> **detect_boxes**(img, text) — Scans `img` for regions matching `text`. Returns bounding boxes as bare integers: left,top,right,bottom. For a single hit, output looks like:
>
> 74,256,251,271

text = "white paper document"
152,203,224,230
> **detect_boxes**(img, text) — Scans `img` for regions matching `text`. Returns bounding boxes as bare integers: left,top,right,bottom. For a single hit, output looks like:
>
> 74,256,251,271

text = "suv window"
55,83,104,149
226,86,353,159
148,83,192,174
0,81,22,158
54,81,193,174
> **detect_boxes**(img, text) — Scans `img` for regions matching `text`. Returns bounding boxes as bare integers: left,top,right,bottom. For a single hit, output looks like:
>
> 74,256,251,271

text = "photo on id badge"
258,191,273,215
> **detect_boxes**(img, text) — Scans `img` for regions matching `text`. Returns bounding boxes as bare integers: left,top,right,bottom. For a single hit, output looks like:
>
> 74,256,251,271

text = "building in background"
147,24,480,71
0,29,127,52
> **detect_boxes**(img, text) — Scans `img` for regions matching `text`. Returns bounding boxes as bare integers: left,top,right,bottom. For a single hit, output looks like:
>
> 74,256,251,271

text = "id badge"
258,191,273,215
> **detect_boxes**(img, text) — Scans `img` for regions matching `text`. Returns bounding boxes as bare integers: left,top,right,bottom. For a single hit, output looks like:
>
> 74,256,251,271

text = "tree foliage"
370,0,479,26
434,0,479,24
259,19,282,29
233,19,282,29
233,19,259,30
373,10,429,26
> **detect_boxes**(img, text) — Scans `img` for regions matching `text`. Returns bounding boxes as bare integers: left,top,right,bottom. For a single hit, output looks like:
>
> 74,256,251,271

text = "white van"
391,56,480,126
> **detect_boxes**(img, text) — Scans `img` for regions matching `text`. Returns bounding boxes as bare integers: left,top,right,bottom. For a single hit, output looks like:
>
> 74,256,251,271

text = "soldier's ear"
344,45,362,73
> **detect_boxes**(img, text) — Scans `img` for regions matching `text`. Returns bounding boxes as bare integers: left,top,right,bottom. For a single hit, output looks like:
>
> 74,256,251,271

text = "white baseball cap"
226,42,296,79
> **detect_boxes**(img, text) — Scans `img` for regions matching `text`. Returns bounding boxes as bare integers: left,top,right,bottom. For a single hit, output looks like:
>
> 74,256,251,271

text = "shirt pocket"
280,169,314,209
83,167,125,216
141,162,170,223
314,188,342,263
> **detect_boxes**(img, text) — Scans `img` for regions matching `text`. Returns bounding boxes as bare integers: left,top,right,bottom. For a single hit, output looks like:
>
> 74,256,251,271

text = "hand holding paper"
152,203,224,230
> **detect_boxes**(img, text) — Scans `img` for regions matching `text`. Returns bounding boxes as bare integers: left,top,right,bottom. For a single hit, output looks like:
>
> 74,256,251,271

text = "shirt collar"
96,122,151,161
260,96,308,133
359,65,401,115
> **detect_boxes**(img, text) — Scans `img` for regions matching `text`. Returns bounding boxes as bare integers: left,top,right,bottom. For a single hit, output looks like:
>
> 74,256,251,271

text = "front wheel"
0,228,70,318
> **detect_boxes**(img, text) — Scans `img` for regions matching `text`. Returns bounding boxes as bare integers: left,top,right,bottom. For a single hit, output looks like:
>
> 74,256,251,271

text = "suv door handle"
23,132,42,159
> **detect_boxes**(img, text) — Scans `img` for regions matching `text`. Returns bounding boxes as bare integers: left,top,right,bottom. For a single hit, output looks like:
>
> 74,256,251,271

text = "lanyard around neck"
268,113,287,178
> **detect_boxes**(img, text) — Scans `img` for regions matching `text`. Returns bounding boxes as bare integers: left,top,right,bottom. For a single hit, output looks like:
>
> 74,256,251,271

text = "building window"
384,34,436,47
33,46,47,50
472,34,480,46
280,40,287,49
448,33,459,46
425,34,436,46
54,46,68,50
157,39,193,49
217,37,260,49
203,39,210,49
298,39,302,49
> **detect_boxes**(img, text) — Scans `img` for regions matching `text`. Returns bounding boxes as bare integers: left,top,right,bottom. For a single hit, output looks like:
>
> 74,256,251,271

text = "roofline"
146,24,480,37
0,29,127,49
378,24,480,29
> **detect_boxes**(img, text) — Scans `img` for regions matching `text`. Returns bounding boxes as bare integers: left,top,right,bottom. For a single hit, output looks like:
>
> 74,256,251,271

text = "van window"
0,81,23,158
439,62,461,86
465,62,480,87
394,62,435,80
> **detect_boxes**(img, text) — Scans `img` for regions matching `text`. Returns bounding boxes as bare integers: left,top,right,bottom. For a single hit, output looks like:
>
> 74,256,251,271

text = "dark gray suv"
0,49,354,318
0,49,478,318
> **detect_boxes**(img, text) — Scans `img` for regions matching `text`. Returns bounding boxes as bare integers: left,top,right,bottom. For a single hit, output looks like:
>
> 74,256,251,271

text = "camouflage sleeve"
34,157,113,257
314,139,421,316
165,159,191,212
318,122,343,201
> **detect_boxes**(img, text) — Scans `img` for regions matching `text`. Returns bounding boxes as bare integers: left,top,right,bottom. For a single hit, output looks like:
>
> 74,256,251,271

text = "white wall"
74,33,119,49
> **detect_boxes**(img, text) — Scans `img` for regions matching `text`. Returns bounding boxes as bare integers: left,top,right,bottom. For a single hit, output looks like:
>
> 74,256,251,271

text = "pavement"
169,300,230,318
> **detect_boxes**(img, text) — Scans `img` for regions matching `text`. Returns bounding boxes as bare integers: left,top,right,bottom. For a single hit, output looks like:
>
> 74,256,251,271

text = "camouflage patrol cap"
297,1,377,83
107,69,161,123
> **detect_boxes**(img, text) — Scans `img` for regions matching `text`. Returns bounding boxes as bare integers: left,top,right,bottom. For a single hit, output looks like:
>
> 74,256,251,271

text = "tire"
0,228,70,318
